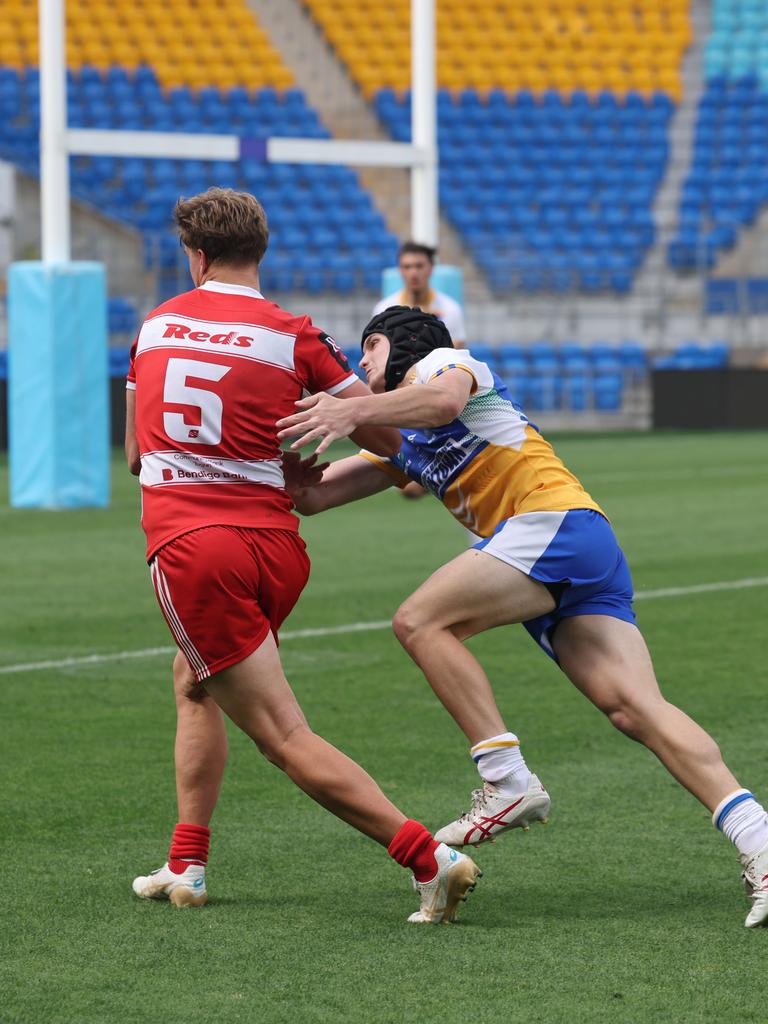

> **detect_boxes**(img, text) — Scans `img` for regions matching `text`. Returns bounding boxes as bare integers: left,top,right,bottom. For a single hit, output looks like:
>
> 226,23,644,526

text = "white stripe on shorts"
156,565,209,679
479,511,567,574
150,560,210,679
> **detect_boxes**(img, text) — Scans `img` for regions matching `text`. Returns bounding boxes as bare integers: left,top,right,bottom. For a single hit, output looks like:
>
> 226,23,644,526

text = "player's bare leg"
172,651,227,826
553,614,768,927
392,548,555,744
552,615,739,811
203,633,481,922
392,549,554,846
204,633,408,844
132,653,227,908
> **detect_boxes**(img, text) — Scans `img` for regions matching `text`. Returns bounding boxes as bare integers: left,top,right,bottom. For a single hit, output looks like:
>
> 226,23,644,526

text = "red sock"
387,819,440,883
168,822,210,875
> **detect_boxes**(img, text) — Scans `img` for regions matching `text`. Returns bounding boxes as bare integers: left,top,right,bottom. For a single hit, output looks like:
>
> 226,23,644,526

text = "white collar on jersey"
198,280,264,299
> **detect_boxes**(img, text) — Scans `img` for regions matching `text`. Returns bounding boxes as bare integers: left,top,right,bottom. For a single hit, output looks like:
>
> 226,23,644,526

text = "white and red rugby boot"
408,844,482,924
132,862,208,908
435,773,550,848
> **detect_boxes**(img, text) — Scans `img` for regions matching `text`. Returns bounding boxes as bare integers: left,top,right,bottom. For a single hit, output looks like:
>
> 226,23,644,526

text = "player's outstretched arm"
277,369,473,455
283,453,392,515
125,389,141,475
335,379,401,457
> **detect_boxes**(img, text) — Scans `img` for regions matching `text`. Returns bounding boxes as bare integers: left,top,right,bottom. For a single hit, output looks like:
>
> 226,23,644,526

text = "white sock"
713,789,768,858
470,732,530,795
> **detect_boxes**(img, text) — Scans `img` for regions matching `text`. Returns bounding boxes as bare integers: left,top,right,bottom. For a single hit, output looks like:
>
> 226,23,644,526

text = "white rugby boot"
740,838,768,928
132,862,208,907
408,843,482,924
435,773,550,847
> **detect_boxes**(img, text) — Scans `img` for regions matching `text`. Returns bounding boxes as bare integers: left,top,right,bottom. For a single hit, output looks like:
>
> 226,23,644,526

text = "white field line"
1,577,767,678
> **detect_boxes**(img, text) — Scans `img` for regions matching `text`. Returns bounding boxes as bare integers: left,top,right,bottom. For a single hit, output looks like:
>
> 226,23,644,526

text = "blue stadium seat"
376,85,669,296
108,348,131,376
593,373,624,412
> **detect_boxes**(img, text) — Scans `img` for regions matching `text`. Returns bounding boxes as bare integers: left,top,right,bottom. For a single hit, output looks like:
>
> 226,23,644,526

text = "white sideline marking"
1,578,767,678
634,578,768,600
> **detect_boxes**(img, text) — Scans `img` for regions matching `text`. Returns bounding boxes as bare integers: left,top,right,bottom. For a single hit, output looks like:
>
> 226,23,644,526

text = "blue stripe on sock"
716,791,755,831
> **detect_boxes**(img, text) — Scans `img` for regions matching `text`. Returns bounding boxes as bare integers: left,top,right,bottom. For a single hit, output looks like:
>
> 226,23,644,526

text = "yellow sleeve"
357,450,410,490
427,362,479,395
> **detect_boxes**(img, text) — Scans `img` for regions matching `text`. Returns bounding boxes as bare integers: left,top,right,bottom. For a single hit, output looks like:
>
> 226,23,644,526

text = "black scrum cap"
360,305,454,391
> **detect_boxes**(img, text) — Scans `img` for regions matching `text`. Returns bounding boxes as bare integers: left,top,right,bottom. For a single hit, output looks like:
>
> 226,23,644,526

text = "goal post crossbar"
65,129,427,169
38,0,438,261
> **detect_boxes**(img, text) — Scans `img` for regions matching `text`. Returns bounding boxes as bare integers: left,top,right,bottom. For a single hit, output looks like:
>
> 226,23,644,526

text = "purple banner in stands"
240,137,268,161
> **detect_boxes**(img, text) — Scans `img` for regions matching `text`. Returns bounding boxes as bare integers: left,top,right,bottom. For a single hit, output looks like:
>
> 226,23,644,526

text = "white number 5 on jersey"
163,358,231,445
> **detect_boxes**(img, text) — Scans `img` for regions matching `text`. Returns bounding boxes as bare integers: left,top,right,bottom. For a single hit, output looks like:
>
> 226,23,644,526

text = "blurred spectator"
373,241,466,347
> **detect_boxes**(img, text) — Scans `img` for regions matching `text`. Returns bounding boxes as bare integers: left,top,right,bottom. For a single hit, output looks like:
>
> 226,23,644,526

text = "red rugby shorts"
149,526,310,682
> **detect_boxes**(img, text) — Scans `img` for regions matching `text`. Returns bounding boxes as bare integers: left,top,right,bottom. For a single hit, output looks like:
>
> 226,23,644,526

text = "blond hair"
174,187,269,267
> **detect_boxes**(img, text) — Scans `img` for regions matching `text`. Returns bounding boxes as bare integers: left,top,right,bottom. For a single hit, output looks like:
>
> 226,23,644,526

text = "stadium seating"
106,296,139,335
303,0,689,295
376,88,669,295
705,277,768,314
340,339,649,414
307,0,689,100
0,2,398,296
653,341,729,369
0,0,293,90
669,1,768,271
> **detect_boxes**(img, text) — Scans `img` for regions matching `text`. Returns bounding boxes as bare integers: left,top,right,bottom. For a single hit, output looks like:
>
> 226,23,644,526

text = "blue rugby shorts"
474,509,636,662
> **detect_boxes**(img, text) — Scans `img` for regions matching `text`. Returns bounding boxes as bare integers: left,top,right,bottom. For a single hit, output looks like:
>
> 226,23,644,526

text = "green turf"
2,432,768,1024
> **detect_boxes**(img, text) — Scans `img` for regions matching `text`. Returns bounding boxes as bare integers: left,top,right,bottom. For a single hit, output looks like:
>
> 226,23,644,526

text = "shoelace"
458,784,493,823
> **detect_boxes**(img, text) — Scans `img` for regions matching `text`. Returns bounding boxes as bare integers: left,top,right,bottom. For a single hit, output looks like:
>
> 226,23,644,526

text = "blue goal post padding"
8,261,110,508
381,264,464,307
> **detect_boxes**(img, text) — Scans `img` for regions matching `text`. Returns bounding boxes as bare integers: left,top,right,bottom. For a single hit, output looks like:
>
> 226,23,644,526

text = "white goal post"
38,0,439,263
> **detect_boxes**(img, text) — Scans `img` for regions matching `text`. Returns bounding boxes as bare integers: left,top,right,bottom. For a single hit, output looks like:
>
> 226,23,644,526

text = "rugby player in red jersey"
125,188,481,922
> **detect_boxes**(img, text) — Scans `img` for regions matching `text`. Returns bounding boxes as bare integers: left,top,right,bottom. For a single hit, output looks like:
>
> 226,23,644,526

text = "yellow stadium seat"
522,67,548,90
657,68,680,89
631,71,656,92
494,68,521,90
80,41,108,62
551,63,576,84
137,43,164,66
18,20,38,41
112,42,137,62
438,66,466,90
576,67,601,89
273,67,294,88
0,35,22,56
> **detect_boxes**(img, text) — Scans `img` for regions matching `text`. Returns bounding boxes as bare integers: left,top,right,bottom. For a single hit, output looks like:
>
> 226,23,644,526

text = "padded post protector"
8,261,109,507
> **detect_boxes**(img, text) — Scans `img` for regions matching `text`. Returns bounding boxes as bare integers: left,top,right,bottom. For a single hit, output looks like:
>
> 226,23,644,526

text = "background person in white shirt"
373,241,466,347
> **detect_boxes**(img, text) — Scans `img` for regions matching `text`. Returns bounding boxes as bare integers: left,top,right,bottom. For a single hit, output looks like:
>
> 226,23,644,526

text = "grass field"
2,431,768,1024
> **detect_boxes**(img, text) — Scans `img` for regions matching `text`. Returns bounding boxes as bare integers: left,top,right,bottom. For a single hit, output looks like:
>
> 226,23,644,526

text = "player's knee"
255,721,310,770
392,601,427,651
602,694,660,741
606,706,642,739
172,652,201,704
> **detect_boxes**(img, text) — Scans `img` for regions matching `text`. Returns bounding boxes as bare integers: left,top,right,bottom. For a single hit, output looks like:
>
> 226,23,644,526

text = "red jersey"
127,280,357,558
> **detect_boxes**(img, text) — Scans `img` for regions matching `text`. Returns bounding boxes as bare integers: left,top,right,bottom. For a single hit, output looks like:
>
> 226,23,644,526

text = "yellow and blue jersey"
360,348,604,538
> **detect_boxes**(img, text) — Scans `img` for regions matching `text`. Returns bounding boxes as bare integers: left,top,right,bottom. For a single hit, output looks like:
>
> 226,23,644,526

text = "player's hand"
280,451,329,496
276,393,359,455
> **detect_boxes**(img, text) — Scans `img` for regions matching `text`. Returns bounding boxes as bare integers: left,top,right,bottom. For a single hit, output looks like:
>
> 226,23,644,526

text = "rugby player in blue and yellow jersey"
277,306,768,929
